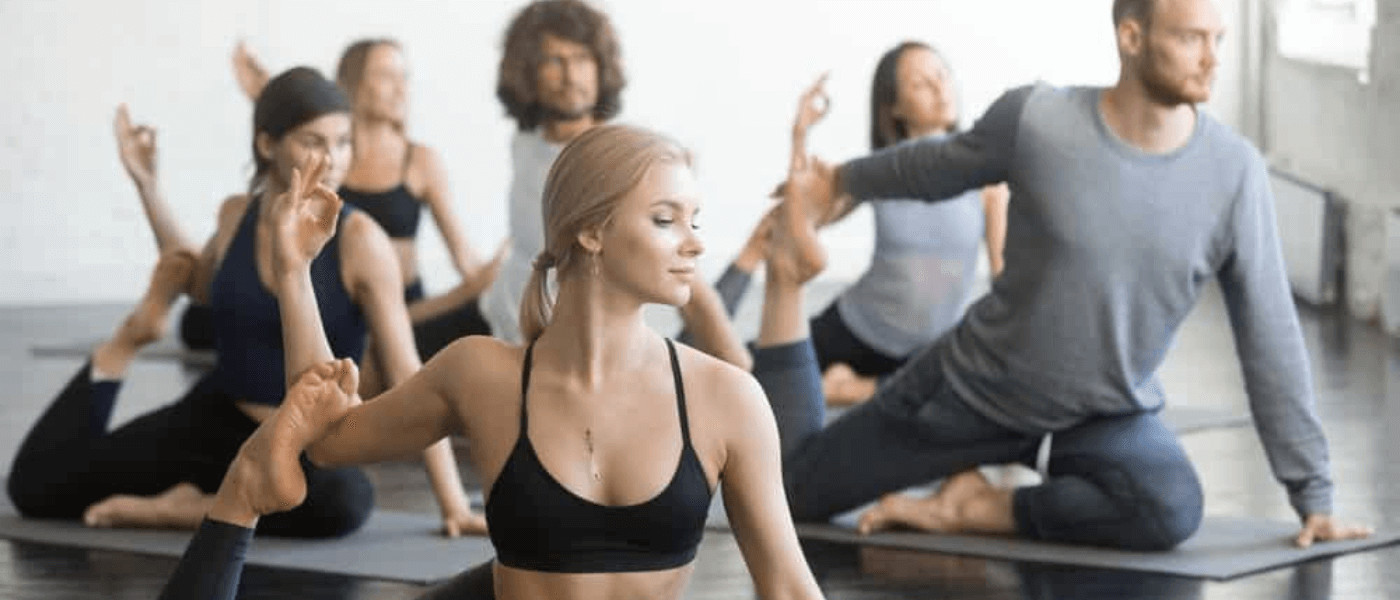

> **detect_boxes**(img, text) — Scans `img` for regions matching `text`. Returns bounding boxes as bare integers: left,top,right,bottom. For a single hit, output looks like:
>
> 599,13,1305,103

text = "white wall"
1258,0,1400,320
2,0,1247,305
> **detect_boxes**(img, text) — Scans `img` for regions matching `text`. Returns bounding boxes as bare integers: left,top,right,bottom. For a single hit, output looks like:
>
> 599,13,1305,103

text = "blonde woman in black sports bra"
159,123,827,600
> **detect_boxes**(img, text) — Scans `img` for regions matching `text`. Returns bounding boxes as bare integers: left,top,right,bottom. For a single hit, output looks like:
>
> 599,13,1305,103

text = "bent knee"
6,465,67,518
275,469,374,538
311,472,375,537
1124,498,1203,551
1123,476,1204,551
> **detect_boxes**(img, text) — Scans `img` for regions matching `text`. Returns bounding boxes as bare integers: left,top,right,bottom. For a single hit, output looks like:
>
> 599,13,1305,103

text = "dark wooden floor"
1,282,1397,599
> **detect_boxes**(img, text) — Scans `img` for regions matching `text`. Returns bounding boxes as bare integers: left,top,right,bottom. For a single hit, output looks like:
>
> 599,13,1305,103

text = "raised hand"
232,40,271,101
792,73,831,136
439,497,489,538
465,238,509,294
1295,514,1373,548
790,72,831,173
270,155,343,281
114,104,158,190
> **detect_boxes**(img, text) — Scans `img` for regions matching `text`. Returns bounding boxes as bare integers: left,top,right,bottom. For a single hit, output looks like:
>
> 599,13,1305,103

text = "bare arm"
115,105,198,254
232,40,270,102
720,374,824,600
677,279,752,370
269,160,343,387
340,203,483,536
305,356,460,467
416,146,481,280
981,183,1009,277
187,195,249,305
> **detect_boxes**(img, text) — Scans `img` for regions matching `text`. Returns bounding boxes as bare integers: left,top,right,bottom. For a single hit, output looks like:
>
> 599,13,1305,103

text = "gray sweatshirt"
841,83,1332,519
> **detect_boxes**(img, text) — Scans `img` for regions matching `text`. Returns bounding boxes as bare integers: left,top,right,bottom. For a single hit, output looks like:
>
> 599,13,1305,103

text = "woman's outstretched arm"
114,105,198,254
718,372,825,600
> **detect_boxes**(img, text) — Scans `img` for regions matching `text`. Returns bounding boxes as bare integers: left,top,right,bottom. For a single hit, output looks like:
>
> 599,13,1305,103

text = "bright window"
1275,0,1378,82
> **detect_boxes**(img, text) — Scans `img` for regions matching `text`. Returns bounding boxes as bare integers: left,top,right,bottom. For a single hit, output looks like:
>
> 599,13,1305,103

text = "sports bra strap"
664,338,690,442
519,341,536,432
519,338,688,441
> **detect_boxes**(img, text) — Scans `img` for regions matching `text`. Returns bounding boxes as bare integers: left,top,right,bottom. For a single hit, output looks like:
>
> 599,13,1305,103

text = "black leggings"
807,303,905,377
413,298,492,361
678,263,906,377
7,365,373,538
159,519,496,599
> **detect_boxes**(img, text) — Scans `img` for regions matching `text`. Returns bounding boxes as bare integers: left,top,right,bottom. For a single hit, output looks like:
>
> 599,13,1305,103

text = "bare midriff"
493,561,694,600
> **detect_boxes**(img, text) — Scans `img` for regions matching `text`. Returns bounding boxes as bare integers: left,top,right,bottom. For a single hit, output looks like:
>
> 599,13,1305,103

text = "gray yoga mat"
0,497,494,585
705,499,1397,580
31,339,216,368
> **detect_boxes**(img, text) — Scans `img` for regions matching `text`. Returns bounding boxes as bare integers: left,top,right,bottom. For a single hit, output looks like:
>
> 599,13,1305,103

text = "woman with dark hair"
158,123,826,600
121,39,499,365
12,67,482,538
721,42,1009,405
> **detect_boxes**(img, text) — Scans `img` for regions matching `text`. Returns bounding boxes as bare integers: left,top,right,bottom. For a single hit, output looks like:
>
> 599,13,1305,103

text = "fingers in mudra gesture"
271,155,343,276
793,72,831,135
791,72,831,173
114,104,158,187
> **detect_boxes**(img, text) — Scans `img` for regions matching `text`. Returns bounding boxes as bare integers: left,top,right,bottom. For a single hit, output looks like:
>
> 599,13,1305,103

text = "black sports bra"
338,143,422,239
484,338,714,573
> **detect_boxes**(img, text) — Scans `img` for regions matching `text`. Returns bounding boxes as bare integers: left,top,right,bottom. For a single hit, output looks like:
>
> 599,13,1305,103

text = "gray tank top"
836,186,984,358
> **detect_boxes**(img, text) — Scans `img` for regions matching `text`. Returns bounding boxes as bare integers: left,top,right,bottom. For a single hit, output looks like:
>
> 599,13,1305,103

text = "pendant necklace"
585,428,601,481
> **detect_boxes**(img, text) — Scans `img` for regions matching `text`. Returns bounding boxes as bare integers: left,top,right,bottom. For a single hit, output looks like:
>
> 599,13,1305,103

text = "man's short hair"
496,0,626,131
1113,0,1156,28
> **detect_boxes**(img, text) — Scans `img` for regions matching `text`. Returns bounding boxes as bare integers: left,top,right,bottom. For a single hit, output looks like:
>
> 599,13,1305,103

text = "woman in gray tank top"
713,41,1009,405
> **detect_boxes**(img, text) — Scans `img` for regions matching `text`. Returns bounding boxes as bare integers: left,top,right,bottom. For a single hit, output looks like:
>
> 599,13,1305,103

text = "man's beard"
1139,43,1211,106
540,97,594,123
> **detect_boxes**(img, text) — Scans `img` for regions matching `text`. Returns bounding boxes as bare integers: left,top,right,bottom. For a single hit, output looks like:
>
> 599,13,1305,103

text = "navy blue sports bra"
338,144,422,239
210,197,366,406
485,338,714,573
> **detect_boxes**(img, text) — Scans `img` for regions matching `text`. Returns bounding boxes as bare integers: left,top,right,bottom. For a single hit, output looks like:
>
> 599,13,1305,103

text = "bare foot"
208,358,362,526
857,470,1012,535
83,482,211,530
822,363,878,406
92,250,196,376
733,207,777,273
857,492,943,535
124,249,196,346
406,241,507,323
768,169,828,285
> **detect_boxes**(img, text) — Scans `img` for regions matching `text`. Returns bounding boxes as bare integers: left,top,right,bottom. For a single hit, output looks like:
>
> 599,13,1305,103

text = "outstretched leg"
749,173,1037,522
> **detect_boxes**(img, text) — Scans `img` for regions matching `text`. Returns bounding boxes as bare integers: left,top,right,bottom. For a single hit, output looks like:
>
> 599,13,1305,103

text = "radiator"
1385,208,1400,336
1269,170,1346,307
